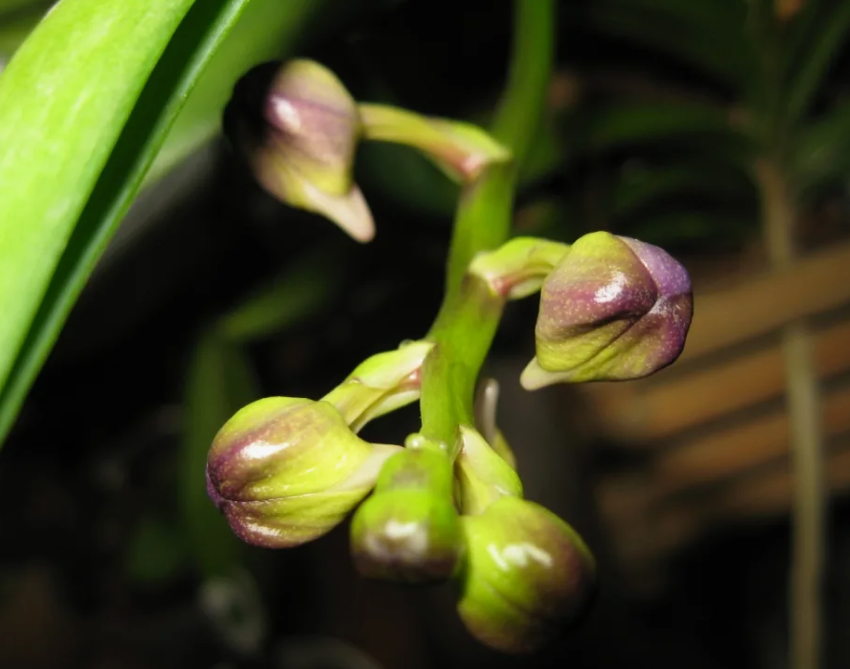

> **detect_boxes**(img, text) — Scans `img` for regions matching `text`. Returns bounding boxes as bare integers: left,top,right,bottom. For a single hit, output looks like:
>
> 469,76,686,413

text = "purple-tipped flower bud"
350,439,463,584
206,397,399,548
457,497,597,653
522,231,693,388
226,59,374,242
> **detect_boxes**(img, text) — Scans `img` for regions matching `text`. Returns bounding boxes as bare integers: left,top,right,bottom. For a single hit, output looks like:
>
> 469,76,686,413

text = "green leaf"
357,141,460,218
783,1,850,125
514,199,582,243
792,104,850,196
0,0,47,18
782,0,828,75
518,115,567,186
0,5,42,58
627,211,755,247
609,163,752,217
0,0,323,448
0,0,199,444
181,333,258,578
216,246,345,344
574,0,754,91
573,102,750,158
125,515,191,584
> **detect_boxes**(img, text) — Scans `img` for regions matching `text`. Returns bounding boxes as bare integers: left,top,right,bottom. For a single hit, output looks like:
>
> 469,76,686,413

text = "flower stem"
419,0,555,445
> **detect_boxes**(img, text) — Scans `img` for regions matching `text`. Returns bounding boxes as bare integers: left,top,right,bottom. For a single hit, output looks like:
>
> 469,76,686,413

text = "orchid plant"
205,3,694,653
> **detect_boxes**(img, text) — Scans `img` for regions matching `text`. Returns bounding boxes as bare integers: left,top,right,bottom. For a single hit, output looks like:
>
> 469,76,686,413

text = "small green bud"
522,231,693,388
455,426,522,515
225,59,374,242
206,397,400,548
322,340,434,432
457,497,597,653
358,103,510,184
350,444,463,584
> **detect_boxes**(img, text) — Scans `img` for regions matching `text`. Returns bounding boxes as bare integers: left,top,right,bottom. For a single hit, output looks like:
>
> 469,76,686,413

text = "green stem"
420,276,504,446
444,0,555,291
756,157,825,669
490,0,556,163
358,103,510,183
419,0,555,445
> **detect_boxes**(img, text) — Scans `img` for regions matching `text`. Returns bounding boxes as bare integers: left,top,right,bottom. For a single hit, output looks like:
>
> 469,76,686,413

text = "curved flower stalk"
456,496,597,653
350,436,464,584
469,236,570,300
225,59,509,243
206,397,400,548
357,103,510,183
321,340,433,433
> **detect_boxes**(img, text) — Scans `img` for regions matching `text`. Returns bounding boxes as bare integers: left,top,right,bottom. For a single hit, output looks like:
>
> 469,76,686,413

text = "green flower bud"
468,237,570,300
225,59,374,242
455,426,522,515
522,231,693,388
322,340,434,432
206,397,400,548
457,497,597,653
358,103,510,183
350,441,463,584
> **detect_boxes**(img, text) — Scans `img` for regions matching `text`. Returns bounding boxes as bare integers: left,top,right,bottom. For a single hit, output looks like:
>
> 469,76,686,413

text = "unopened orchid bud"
206,397,400,548
455,426,522,515
322,340,434,433
457,497,596,653
522,231,693,388
350,438,463,584
225,59,374,242
358,104,510,184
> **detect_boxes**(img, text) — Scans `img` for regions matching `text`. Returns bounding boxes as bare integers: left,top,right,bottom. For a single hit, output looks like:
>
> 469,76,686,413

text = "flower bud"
206,397,400,548
225,59,374,242
522,231,693,388
322,340,434,432
350,442,463,584
457,497,596,653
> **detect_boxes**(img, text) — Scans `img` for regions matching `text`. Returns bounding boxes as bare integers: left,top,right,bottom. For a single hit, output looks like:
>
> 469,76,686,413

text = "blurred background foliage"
1,0,849,668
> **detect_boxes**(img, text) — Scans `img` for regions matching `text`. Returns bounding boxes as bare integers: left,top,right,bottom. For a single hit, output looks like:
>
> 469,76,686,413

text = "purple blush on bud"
522,231,693,388
204,397,394,549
